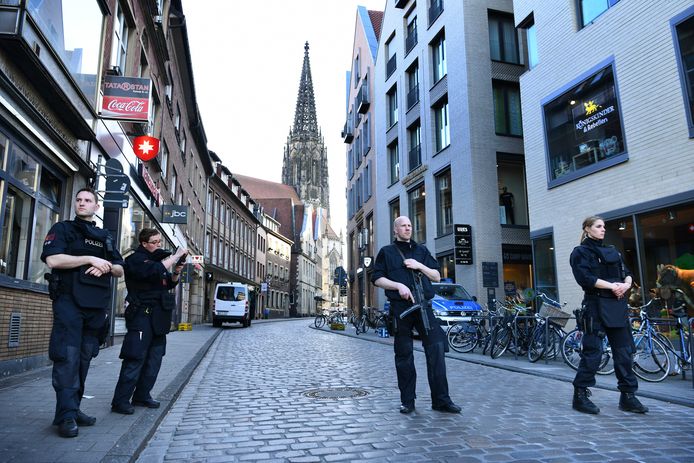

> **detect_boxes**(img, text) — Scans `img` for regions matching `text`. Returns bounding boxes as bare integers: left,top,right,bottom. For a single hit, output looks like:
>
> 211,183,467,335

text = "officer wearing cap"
41,187,124,438
110,228,187,414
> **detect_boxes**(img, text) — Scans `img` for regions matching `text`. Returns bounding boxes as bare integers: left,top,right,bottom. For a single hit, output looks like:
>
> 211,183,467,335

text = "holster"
44,273,61,301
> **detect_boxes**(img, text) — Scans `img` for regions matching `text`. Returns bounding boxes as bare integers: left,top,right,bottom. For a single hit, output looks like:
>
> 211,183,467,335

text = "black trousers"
49,295,103,424
112,321,166,406
573,324,638,393
392,302,452,408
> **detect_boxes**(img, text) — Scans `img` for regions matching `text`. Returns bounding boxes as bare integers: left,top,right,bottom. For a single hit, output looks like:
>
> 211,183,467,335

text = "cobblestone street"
137,320,694,462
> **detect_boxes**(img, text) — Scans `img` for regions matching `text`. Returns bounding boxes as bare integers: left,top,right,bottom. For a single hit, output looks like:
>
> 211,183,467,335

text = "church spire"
292,41,318,136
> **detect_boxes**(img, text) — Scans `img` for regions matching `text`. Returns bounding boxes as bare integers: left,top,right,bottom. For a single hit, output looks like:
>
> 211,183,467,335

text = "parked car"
431,281,482,326
212,282,252,328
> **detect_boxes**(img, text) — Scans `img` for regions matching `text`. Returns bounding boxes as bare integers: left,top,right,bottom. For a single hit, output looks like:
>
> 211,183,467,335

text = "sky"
185,0,387,237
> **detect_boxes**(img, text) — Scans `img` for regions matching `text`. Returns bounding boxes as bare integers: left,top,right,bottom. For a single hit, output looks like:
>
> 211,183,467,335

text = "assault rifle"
398,270,431,334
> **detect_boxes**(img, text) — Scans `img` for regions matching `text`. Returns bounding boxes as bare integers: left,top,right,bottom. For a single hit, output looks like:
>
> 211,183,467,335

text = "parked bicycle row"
445,292,694,384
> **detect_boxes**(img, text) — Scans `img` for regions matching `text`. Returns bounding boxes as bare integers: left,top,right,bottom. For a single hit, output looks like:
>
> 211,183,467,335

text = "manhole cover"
302,387,370,400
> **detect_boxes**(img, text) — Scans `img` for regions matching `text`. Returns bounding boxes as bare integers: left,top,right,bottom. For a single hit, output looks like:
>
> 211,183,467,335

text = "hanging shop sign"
162,204,188,224
101,75,151,121
133,135,160,161
137,163,161,206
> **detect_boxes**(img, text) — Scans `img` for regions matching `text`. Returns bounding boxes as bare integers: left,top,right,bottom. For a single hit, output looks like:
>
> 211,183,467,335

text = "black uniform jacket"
371,239,439,308
570,237,632,328
41,217,124,309
124,245,178,336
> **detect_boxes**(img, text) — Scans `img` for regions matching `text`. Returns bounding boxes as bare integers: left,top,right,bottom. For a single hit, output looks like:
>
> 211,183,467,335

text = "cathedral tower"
282,42,330,216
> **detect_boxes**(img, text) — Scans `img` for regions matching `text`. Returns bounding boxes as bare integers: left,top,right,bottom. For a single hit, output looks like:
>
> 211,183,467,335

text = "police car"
431,280,482,326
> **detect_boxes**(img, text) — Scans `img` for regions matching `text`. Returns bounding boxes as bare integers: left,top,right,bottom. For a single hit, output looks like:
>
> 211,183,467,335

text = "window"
408,122,421,171
0,136,62,285
434,99,450,151
386,35,397,78
362,118,371,155
532,234,558,301
493,81,522,136
27,0,104,106
387,86,398,127
488,12,519,64
407,62,419,108
429,0,444,26
543,63,625,183
364,161,372,200
408,184,426,243
580,0,620,27
432,33,447,82
179,131,186,157
353,54,361,87
170,168,177,199
159,141,169,178
388,142,400,185
525,19,538,69
674,12,694,137
389,199,400,240
138,48,149,78
110,2,130,74
405,14,418,54
437,254,455,282
435,169,452,236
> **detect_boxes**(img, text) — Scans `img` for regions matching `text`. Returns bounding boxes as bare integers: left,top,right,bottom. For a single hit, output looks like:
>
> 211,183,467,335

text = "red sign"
133,135,160,161
137,163,161,206
101,75,151,121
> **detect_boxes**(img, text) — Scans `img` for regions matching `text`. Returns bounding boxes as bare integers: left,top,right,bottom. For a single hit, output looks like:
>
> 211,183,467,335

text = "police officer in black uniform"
111,228,187,414
569,216,648,414
41,187,124,438
372,216,461,415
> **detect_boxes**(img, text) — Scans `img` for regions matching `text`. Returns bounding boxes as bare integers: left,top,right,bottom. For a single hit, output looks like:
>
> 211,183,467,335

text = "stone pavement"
137,319,694,463
1,318,692,462
0,323,222,463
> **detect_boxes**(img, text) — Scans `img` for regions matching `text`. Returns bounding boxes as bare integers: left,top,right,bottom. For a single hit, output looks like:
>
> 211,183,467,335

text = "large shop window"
605,203,694,315
437,254,455,282
543,63,626,185
531,234,558,301
26,0,105,107
0,134,63,286
674,12,694,137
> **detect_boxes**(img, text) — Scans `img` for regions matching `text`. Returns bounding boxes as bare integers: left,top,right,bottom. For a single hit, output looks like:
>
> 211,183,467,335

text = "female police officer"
42,187,124,437
569,216,647,415
111,228,187,414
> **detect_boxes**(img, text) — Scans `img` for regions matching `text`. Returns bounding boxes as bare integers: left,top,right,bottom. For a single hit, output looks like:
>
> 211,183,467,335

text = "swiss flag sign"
133,135,160,161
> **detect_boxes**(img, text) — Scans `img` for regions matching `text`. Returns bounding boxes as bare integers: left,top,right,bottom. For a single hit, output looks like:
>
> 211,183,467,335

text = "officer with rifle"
41,187,124,438
372,216,461,415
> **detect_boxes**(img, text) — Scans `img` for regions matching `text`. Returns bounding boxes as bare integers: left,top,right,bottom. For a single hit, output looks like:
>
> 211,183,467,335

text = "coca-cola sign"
101,75,151,121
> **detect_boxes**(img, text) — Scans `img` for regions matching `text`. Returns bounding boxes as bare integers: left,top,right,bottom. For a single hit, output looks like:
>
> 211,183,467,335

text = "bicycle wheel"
633,332,670,382
447,322,478,353
596,337,614,375
561,329,583,371
355,316,368,335
527,326,547,362
491,326,511,359
314,315,326,328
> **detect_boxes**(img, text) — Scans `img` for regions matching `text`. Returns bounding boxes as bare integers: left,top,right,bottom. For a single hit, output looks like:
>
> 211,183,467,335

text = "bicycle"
314,309,344,329
526,293,571,362
630,299,690,382
354,306,386,334
446,304,497,354
561,328,614,375
489,302,535,359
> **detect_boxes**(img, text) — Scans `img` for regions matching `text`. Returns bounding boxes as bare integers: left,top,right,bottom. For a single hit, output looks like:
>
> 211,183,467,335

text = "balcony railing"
405,30,417,54
408,144,421,171
407,84,419,109
356,83,370,114
342,120,354,143
429,0,443,26
386,54,397,79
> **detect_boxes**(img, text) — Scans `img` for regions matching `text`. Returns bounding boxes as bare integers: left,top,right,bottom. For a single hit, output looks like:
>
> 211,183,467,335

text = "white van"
212,282,251,328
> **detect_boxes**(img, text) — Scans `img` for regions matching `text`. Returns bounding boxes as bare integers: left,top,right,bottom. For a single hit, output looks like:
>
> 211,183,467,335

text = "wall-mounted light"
667,210,677,221
618,221,627,230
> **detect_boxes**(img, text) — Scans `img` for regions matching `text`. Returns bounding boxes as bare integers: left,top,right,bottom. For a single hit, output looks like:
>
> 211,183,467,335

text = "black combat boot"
619,392,648,413
573,387,600,414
